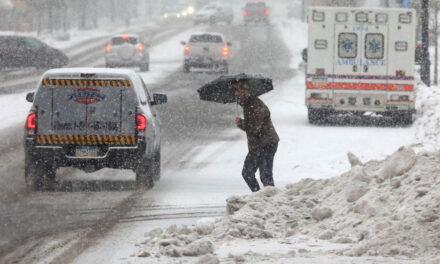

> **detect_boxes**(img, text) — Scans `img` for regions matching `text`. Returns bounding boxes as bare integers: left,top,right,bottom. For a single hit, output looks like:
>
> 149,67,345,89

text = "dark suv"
243,1,270,25
24,68,167,191
0,36,68,70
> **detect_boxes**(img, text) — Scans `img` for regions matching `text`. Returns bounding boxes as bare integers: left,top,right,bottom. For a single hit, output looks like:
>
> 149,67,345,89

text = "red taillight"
121,35,128,40
243,11,248,16
223,46,229,56
137,44,145,52
27,113,36,130
137,114,147,131
265,9,270,15
254,1,258,4
105,44,112,52
184,45,190,55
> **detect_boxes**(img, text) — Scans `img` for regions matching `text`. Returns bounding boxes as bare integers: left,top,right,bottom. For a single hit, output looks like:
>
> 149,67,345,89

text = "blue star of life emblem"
341,39,354,52
368,39,381,53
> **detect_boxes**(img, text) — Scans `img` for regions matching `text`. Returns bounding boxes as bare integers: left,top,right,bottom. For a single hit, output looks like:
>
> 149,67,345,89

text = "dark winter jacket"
237,95,279,152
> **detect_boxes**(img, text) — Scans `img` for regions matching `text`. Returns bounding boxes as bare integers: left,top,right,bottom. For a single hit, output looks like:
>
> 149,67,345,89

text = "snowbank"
136,147,440,262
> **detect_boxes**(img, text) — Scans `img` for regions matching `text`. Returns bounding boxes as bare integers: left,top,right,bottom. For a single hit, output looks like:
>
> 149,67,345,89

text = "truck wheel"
308,108,327,124
25,156,57,192
183,64,190,73
394,111,413,126
140,63,149,72
221,63,229,74
135,156,154,189
152,148,161,181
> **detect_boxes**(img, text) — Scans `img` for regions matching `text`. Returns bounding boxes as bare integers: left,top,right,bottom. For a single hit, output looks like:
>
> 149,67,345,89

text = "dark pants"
242,143,278,192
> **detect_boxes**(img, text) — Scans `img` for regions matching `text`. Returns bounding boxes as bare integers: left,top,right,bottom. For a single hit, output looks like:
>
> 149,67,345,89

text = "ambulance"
305,7,416,124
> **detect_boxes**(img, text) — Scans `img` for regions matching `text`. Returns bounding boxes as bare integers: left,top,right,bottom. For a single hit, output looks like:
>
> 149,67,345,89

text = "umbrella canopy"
197,73,273,104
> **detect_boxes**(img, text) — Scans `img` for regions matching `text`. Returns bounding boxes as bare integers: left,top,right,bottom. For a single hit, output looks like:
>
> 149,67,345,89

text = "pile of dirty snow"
136,147,440,262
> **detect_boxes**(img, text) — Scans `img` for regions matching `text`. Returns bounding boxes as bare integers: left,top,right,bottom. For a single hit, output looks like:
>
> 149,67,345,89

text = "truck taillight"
243,11,248,16
105,44,112,52
265,9,270,15
184,45,190,55
27,113,36,130
223,46,229,56
137,114,147,131
137,44,145,52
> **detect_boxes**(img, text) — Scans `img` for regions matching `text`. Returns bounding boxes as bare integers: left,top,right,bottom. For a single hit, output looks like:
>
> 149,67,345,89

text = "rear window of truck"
111,37,138,45
189,35,223,43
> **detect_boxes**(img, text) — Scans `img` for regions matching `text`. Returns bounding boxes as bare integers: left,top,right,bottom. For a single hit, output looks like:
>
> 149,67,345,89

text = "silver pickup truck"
24,68,167,190
181,33,231,73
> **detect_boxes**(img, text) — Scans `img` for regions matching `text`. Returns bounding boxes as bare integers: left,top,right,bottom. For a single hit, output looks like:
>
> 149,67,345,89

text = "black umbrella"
197,73,273,104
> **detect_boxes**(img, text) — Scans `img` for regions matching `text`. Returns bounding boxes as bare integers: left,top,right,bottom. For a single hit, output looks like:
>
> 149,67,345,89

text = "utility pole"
421,0,431,86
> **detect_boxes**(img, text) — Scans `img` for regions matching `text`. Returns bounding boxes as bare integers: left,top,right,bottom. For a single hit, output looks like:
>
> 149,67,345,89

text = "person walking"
230,79,280,192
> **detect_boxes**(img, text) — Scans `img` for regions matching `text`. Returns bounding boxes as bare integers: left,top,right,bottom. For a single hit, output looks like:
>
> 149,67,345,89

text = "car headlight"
163,13,168,19
187,6,194,14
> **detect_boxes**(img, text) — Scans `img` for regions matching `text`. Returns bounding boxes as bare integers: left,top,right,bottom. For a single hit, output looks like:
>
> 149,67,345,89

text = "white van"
305,7,416,124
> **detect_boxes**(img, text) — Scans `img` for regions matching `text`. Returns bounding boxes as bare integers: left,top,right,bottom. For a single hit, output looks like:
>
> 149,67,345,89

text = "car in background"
0,35,68,70
181,33,231,73
162,5,186,21
243,1,270,25
105,34,150,72
24,68,167,190
193,3,233,25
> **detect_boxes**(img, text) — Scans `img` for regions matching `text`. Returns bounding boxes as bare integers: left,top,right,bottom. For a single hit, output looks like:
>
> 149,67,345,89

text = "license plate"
75,146,98,157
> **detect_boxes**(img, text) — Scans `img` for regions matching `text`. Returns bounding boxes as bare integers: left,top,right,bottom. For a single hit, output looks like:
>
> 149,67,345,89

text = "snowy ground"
68,17,440,264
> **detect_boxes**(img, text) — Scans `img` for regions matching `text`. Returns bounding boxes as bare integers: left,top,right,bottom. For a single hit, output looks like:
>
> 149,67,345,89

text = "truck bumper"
24,138,147,170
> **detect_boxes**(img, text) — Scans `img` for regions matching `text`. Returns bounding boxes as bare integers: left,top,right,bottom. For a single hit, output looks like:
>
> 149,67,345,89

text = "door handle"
353,65,358,72
364,65,368,72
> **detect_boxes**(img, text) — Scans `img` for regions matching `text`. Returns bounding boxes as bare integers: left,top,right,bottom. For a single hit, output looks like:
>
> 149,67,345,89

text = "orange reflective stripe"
131,136,135,144
74,135,80,145
103,135,108,145
52,135,58,144
97,135,103,145
41,135,46,144
80,135,86,145
120,136,125,145
58,135,63,144
86,135,92,145
128,80,133,87
36,135,41,144
122,80,128,86
125,136,131,145
108,135,114,145
91,135,97,145
114,136,120,145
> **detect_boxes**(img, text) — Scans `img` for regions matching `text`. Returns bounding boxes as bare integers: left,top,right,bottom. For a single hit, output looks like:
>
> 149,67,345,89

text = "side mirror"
226,42,232,46
180,41,186,45
26,92,35,103
302,48,308,63
151,93,167,106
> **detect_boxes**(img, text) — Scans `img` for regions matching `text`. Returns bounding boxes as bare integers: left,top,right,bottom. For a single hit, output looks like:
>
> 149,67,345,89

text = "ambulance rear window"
365,33,384,59
338,33,357,59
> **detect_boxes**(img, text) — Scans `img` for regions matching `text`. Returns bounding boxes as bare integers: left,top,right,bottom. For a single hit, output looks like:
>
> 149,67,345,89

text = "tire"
152,148,161,181
135,156,154,189
183,64,190,73
308,108,328,124
25,155,56,192
393,111,413,126
221,63,229,74
140,63,149,72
